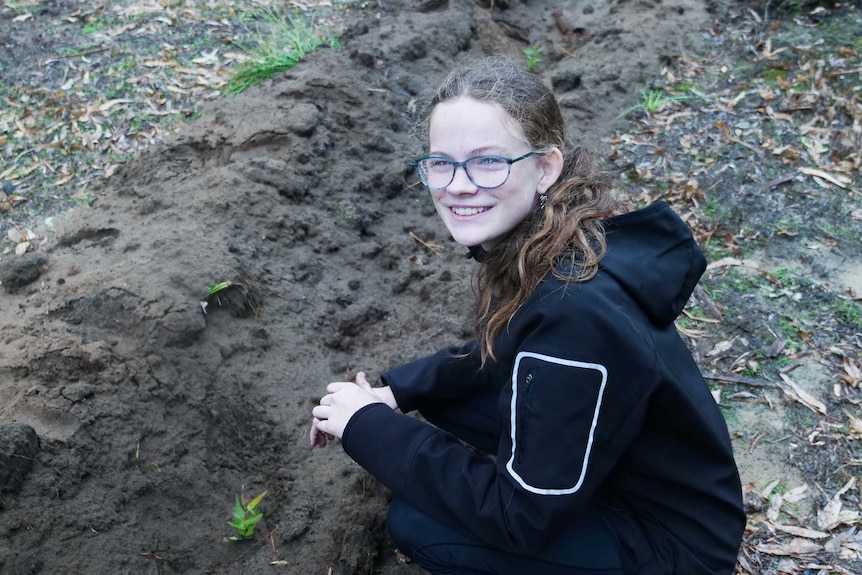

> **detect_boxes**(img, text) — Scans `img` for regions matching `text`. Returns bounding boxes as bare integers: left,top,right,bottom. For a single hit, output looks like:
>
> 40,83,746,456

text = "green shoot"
207,281,232,296
617,89,693,119
523,44,544,70
227,490,267,541
640,89,671,113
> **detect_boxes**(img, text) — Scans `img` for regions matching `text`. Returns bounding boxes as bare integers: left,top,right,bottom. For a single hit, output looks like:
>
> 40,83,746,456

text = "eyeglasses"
412,151,536,190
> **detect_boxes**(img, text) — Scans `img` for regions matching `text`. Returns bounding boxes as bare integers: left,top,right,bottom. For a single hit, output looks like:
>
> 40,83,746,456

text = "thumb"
355,371,372,390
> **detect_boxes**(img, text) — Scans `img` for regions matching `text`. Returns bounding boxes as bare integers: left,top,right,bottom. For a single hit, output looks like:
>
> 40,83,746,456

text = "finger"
310,418,326,447
311,428,325,447
312,405,329,419
356,371,372,390
327,381,350,393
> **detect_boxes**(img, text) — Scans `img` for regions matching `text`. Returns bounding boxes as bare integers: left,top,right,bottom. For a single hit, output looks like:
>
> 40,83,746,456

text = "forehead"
428,97,526,149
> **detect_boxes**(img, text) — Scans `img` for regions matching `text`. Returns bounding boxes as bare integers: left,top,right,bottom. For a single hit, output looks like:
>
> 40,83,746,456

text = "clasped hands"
310,371,398,447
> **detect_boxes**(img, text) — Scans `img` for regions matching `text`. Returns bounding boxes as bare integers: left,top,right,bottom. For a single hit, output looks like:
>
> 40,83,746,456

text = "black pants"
385,392,626,575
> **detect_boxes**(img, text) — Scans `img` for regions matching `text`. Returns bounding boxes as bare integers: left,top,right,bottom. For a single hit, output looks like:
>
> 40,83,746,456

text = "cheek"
429,189,445,202
430,193,450,217
507,179,540,212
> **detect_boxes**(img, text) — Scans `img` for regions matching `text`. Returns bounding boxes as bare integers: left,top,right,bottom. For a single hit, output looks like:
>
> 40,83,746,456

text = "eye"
426,158,452,171
472,156,508,169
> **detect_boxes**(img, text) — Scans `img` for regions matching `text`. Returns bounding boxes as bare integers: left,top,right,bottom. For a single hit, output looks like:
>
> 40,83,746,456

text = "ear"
536,147,564,195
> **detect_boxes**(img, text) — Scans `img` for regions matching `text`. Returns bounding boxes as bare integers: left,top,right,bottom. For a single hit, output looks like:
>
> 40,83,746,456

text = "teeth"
452,206,486,216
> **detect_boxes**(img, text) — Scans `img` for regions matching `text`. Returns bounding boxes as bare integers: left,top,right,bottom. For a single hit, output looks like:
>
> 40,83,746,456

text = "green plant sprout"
523,44,543,70
640,89,672,113
201,281,234,314
228,490,267,541
207,281,233,296
617,89,692,118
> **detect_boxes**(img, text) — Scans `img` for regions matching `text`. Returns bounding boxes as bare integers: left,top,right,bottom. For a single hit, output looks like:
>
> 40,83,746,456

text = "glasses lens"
417,158,454,189
466,156,510,188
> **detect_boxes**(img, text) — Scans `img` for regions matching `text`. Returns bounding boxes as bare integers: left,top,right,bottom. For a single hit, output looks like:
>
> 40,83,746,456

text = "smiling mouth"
451,206,487,216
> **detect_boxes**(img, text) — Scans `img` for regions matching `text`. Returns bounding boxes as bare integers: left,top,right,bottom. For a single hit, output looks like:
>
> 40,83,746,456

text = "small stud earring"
539,194,548,210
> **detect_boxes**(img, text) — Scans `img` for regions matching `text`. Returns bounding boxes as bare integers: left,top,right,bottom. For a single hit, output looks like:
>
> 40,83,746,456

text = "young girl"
311,57,745,575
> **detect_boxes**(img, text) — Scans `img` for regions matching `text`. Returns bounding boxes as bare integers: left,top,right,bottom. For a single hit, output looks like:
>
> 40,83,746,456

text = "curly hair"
418,56,622,365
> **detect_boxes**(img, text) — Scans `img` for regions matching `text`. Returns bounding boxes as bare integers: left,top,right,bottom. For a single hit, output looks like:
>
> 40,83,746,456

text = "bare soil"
1,1,861,574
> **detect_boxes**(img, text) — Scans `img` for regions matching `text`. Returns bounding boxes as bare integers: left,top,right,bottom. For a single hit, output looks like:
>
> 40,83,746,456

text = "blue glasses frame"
412,151,537,190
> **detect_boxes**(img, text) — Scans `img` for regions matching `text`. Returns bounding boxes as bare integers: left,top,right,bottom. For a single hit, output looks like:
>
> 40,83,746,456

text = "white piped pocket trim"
506,351,608,495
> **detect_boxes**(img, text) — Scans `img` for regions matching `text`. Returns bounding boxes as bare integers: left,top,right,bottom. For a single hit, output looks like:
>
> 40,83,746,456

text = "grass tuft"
617,88,695,119
224,10,338,96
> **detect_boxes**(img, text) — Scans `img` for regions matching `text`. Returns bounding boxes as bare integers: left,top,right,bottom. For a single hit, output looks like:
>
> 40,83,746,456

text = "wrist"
375,386,399,411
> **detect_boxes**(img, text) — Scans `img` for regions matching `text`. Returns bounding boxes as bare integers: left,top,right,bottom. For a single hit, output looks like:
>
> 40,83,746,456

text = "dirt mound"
0,0,725,573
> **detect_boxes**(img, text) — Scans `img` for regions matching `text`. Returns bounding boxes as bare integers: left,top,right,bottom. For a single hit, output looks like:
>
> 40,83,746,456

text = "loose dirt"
2,1,861,574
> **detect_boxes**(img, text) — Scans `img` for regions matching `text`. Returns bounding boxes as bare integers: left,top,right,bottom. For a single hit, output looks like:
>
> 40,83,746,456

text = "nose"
447,164,478,193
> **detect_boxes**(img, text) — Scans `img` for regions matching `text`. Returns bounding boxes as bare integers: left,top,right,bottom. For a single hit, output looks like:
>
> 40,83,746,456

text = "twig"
828,68,862,78
704,372,776,388
682,309,719,323
140,551,165,561
749,431,767,454
765,173,797,189
42,45,110,65
779,360,803,374
230,527,279,565
408,231,444,256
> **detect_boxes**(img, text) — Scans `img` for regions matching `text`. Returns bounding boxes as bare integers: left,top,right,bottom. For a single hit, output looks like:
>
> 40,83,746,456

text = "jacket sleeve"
380,340,496,413
342,290,658,553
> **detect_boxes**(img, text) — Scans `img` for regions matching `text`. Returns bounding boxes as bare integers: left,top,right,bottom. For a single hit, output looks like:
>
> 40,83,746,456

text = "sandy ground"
5,0,830,573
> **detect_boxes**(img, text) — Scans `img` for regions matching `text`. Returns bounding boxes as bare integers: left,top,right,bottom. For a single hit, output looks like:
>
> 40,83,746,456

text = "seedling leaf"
207,281,232,296
227,490,267,540
247,490,267,512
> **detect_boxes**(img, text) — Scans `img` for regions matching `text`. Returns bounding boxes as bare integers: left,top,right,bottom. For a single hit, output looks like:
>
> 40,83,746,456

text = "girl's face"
427,96,562,250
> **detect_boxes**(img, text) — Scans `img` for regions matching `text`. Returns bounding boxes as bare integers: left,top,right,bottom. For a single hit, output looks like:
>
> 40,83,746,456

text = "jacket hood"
600,201,706,327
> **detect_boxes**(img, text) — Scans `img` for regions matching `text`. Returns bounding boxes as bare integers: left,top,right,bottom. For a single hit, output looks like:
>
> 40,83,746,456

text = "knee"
388,499,469,574
386,497,430,556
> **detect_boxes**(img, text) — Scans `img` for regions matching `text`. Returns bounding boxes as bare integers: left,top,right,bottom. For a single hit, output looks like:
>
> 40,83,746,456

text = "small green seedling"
523,44,544,70
617,89,694,119
639,89,672,113
228,490,267,541
207,281,233,296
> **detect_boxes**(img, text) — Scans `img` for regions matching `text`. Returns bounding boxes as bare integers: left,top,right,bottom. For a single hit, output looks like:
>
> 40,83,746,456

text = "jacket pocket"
506,351,608,495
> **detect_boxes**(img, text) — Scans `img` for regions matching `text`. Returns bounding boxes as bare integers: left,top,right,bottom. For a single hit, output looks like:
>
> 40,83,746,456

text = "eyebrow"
427,147,504,158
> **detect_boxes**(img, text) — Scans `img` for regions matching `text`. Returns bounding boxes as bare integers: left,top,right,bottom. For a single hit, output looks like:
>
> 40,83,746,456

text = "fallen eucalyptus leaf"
778,373,827,416
756,537,822,556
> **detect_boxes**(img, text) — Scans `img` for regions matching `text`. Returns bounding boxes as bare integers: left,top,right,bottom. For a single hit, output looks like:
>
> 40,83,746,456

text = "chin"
449,231,489,248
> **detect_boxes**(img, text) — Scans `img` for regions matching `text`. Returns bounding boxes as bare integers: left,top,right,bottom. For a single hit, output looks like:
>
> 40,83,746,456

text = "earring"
539,194,547,210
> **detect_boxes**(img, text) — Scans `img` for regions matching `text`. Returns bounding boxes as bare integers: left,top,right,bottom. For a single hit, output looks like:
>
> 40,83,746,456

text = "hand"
309,372,385,446
355,372,399,411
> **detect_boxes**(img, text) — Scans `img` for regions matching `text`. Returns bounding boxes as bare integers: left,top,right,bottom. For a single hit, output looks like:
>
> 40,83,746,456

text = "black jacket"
342,202,745,574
